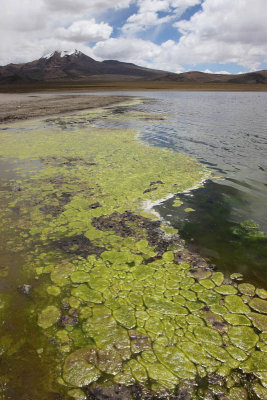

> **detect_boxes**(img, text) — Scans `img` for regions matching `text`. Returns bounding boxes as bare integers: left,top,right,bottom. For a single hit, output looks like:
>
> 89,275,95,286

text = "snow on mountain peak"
42,50,82,59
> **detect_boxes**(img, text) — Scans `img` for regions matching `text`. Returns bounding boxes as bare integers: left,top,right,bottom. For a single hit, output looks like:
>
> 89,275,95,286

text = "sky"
1,0,267,74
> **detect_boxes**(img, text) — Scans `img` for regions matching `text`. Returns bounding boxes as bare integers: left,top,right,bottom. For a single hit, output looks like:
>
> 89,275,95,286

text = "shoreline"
143,174,211,221
0,93,130,124
1,85,266,124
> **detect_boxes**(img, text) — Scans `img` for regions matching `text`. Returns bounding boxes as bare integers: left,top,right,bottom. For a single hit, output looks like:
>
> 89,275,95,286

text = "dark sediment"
55,235,106,257
92,211,178,256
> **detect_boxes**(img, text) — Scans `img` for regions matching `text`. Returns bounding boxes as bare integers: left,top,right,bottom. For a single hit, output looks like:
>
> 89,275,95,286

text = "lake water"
92,91,267,287
0,91,267,399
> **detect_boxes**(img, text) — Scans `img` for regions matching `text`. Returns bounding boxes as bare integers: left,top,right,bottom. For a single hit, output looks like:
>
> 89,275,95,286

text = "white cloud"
137,0,200,14
203,69,231,75
169,0,201,16
138,0,170,13
93,37,161,64
93,37,185,72
173,0,267,69
122,0,200,34
1,0,46,32
0,0,122,65
122,11,171,34
56,19,113,42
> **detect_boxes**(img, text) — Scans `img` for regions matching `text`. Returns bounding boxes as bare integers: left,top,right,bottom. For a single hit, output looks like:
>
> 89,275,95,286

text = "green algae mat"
0,101,267,400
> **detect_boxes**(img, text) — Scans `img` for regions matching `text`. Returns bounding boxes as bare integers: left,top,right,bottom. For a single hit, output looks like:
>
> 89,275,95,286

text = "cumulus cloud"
1,0,46,32
93,37,161,64
104,0,267,71
0,0,266,73
56,19,113,42
122,12,171,34
93,37,185,72
122,0,200,34
0,0,121,64
173,0,267,68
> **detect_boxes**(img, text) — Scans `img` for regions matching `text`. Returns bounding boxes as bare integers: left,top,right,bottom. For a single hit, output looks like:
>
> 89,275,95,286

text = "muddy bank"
0,93,129,123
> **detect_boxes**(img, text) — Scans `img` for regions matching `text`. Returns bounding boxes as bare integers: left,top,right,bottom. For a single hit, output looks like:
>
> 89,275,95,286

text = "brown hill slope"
0,50,266,85
0,50,168,84
154,70,267,84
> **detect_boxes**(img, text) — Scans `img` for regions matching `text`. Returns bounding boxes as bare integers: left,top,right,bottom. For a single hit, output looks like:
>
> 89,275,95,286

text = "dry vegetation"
0,81,267,93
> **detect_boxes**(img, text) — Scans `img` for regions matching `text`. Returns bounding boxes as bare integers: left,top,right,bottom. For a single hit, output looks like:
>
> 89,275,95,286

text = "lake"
93,91,267,287
0,91,267,399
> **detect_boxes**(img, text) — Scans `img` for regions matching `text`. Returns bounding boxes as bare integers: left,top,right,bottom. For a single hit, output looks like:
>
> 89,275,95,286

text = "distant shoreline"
1,83,266,124
0,81,267,93
0,93,129,124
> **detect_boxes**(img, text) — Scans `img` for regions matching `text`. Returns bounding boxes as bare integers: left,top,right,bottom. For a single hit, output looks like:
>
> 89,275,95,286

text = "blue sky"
1,0,267,74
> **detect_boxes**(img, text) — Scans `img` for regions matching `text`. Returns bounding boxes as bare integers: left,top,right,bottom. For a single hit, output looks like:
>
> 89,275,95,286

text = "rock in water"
17,284,32,296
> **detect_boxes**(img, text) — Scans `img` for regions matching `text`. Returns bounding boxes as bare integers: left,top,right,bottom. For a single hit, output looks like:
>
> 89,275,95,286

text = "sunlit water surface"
91,91,267,287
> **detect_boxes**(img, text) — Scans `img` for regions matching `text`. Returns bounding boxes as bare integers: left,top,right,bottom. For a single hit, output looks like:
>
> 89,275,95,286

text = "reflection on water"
156,179,267,288
90,92,266,216
88,91,267,285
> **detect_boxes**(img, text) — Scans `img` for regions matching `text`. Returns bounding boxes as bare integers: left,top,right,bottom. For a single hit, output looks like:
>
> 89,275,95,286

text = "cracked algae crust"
0,105,267,399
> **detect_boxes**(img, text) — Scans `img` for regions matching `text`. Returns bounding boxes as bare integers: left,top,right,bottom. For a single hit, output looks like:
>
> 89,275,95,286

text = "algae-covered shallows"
0,102,267,399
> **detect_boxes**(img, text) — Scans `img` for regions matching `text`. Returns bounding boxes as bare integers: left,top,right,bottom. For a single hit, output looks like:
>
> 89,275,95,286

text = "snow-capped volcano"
0,49,166,83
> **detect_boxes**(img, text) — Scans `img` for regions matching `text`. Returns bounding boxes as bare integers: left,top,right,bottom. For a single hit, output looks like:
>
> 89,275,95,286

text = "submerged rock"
143,187,157,194
59,314,79,327
89,202,102,209
150,181,164,186
17,284,32,296
12,185,21,192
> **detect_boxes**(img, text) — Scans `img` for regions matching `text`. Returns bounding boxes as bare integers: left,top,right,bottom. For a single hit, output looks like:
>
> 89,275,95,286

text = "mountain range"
0,50,266,85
